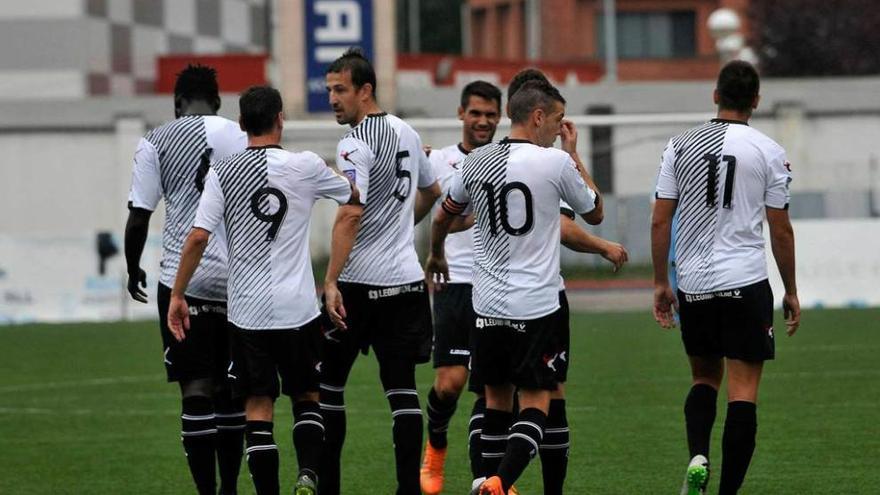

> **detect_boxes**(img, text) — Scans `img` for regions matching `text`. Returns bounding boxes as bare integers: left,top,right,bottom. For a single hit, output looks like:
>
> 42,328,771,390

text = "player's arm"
323,168,364,330
124,207,152,303
449,213,474,233
651,198,678,328
414,180,442,225
426,205,455,291
560,214,628,272
125,138,162,303
765,152,799,336
560,120,604,224
766,207,798,335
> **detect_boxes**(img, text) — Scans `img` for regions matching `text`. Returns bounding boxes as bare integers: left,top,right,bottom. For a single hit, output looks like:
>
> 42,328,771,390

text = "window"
597,11,696,59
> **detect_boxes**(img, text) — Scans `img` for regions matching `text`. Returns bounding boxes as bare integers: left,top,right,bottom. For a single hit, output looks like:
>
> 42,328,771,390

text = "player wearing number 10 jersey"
652,61,800,495
428,79,603,495
320,48,442,495
169,86,357,495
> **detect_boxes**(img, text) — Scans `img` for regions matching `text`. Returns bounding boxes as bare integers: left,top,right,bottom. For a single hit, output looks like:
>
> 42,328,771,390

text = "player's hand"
782,293,800,336
560,120,578,155
324,282,348,330
653,283,678,329
127,268,148,303
167,294,190,341
425,254,450,292
601,242,629,272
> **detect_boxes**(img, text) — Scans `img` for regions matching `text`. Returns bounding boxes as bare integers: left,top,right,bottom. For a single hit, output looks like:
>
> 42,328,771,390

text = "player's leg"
378,356,424,495
718,280,774,495
540,385,569,495
280,319,324,495
540,290,572,495
468,392,488,480
719,359,763,495
213,318,246,495
677,289,723,495
244,396,279,495
158,284,217,495
422,283,473,493
316,322,360,495
317,281,366,495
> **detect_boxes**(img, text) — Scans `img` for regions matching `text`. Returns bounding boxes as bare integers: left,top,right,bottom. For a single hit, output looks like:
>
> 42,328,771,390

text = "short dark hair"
326,47,377,98
508,79,566,124
239,85,282,136
174,64,219,104
507,68,549,103
460,81,502,110
717,60,760,112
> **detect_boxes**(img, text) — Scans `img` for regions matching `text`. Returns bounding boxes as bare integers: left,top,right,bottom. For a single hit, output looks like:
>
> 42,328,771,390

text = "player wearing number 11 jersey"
169,86,357,495
652,60,800,495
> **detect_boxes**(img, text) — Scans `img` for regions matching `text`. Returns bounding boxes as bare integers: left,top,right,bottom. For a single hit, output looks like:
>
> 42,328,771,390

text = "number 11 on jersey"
704,154,737,209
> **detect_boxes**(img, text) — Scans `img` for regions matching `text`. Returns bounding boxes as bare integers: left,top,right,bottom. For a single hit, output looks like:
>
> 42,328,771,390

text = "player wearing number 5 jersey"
320,48,441,495
169,86,358,495
124,64,247,495
652,61,800,495
428,79,603,495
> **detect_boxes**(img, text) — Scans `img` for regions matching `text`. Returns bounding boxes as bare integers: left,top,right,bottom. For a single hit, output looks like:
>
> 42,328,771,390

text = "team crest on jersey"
343,169,357,182
340,149,358,163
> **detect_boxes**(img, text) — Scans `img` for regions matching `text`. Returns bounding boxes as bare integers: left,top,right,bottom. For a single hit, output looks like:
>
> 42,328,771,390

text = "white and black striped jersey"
128,115,247,300
431,143,474,285
443,138,597,320
655,119,792,294
335,112,436,286
193,146,352,330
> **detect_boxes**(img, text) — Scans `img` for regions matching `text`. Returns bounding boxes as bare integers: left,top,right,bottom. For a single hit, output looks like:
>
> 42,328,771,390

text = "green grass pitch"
1,307,878,494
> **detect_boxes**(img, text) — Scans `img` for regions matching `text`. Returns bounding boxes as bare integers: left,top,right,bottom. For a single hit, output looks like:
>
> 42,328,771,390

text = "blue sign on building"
304,0,374,113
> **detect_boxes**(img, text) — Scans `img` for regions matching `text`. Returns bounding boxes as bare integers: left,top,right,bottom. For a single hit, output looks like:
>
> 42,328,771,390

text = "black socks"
426,386,458,449
540,399,569,495
684,384,718,459
719,401,757,495
181,396,217,495
245,420,279,495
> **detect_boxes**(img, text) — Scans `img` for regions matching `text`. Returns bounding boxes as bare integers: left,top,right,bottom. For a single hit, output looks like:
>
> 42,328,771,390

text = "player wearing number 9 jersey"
652,60,800,495
169,86,357,495
320,48,442,495
428,79,603,495
124,64,247,495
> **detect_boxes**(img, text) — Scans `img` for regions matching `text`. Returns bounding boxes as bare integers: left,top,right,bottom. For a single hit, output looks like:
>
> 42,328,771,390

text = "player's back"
457,138,595,319
134,115,245,300
657,119,791,294
207,146,350,329
336,113,432,286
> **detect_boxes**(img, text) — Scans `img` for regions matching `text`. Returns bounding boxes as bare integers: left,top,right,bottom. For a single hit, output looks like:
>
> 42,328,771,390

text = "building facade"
466,0,749,80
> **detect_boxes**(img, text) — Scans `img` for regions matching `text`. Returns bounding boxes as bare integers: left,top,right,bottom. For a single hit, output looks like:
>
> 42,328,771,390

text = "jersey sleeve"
655,140,679,200
416,136,437,188
128,137,162,210
441,169,472,216
193,169,225,233
559,200,576,220
765,148,792,209
557,155,597,215
336,136,373,203
311,153,353,205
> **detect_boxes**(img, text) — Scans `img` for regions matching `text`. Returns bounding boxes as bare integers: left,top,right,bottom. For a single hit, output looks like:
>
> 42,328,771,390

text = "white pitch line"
0,374,163,394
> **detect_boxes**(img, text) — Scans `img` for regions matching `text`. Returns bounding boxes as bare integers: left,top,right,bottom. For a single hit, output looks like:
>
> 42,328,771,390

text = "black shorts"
468,291,569,393
432,283,475,368
322,281,432,364
471,307,565,392
227,318,323,399
678,279,775,362
157,283,230,383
